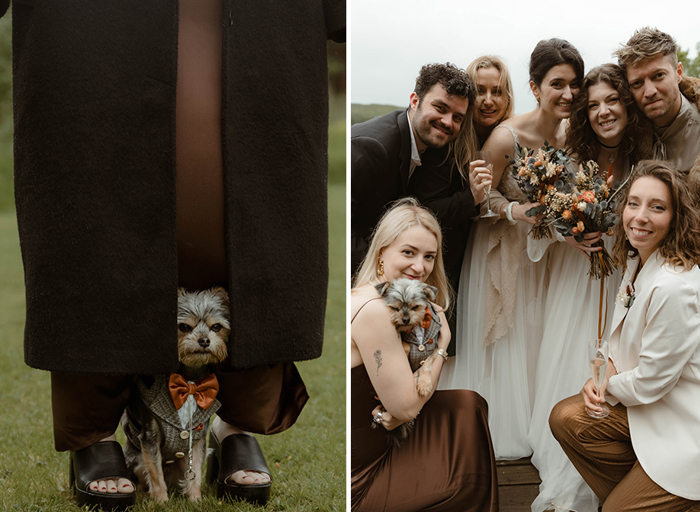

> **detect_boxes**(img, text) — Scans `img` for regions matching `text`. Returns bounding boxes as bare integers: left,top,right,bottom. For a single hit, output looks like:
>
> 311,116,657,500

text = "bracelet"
437,349,448,361
504,201,518,224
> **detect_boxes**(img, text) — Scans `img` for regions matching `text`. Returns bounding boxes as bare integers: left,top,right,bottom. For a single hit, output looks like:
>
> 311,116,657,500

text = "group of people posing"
351,27,700,512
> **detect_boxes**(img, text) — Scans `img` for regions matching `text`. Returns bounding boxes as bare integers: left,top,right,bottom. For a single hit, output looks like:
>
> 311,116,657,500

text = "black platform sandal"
206,432,272,505
70,441,136,511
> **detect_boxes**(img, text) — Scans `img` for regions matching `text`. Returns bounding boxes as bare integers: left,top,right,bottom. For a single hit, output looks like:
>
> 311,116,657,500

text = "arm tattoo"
374,350,382,375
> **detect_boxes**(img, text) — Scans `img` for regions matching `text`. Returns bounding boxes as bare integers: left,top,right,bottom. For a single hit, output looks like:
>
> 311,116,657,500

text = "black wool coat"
410,148,478,296
9,0,345,374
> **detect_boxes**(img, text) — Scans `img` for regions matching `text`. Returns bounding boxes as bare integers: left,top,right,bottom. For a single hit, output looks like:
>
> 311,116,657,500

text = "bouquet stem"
529,222,552,240
588,240,615,280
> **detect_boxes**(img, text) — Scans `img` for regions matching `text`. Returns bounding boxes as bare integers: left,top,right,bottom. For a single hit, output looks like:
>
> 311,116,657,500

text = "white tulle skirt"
440,218,548,460
528,236,622,512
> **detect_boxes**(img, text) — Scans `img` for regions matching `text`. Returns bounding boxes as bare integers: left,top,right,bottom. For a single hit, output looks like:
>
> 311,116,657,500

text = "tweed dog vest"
123,375,221,462
401,302,441,372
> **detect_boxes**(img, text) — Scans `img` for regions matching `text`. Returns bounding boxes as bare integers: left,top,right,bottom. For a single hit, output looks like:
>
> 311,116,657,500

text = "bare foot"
210,417,271,485
86,435,135,494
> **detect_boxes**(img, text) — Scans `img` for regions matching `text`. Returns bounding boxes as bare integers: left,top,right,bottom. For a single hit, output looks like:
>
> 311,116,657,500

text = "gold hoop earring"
377,259,385,276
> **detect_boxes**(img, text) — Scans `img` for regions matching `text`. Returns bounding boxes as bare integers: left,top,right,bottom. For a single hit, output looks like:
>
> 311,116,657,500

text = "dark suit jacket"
411,149,478,294
351,109,412,274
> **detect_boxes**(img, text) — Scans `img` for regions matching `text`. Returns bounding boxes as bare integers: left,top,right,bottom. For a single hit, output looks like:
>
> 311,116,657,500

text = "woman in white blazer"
549,160,700,512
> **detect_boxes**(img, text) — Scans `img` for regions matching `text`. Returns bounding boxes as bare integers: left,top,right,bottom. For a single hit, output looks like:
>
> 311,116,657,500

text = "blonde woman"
351,198,497,512
467,55,515,148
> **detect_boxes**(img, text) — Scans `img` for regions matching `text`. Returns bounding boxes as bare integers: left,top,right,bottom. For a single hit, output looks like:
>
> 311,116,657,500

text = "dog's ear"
178,287,187,297
375,281,390,297
423,284,438,302
210,286,229,301
211,287,230,315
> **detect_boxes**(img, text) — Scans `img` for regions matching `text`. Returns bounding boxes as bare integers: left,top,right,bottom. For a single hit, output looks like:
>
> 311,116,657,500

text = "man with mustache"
351,63,478,276
616,28,700,187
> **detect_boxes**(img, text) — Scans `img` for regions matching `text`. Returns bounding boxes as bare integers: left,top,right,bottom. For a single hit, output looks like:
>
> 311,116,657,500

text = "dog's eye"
411,305,421,311
210,323,222,332
389,306,399,311
178,323,193,333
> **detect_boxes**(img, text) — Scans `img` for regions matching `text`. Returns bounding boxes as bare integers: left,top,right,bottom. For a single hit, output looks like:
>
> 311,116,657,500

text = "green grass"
350,103,403,126
0,183,346,511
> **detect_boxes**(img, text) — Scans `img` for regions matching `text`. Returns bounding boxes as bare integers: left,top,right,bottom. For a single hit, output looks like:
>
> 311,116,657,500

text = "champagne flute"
477,150,498,218
587,338,610,419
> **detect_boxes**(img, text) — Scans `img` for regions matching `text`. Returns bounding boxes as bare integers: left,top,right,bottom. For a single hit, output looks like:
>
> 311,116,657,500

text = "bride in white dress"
440,39,586,460
528,64,651,512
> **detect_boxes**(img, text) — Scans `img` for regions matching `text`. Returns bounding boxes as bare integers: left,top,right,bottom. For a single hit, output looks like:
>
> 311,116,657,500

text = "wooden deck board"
497,457,540,511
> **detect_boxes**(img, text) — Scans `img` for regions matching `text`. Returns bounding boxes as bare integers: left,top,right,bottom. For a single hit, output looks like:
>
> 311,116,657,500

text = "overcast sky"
349,0,700,114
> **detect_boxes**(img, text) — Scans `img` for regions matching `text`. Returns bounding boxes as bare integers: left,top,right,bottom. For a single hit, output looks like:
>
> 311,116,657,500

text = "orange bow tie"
168,373,219,410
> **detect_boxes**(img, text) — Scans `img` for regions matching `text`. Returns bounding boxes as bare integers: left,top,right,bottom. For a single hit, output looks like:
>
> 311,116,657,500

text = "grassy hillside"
351,103,403,126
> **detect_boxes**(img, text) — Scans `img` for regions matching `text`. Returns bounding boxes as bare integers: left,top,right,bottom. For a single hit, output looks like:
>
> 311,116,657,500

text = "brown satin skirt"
351,365,499,512
50,0,308,451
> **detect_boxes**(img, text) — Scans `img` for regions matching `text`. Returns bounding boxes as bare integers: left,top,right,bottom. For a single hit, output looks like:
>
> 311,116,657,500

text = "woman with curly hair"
550,161,700,511
567,63,651,187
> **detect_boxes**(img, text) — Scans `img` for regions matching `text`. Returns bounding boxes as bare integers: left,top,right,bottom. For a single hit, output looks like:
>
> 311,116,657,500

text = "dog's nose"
198,337,210,348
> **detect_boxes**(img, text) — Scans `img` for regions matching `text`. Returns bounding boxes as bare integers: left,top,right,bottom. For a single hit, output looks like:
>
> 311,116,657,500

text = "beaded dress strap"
493,124,519,146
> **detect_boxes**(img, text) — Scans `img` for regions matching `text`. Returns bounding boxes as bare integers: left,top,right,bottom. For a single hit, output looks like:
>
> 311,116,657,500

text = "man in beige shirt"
615,27,700,184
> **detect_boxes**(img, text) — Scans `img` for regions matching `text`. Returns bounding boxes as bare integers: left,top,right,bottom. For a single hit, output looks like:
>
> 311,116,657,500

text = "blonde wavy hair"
466,55,515,123
353,197,452,311
453,55,514,177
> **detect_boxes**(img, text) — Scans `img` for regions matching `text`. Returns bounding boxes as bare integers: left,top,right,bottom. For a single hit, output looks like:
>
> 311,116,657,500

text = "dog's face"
375,279,437,332
177,287,230,367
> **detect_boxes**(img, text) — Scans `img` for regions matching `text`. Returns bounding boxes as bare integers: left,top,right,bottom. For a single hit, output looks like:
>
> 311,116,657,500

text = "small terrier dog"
374,279,442,442
375,278,441,396
122,287,230,501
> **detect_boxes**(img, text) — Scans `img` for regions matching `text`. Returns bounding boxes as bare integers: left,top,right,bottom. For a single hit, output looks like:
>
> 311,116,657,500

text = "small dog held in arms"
375,278,441,396
374,278,442,440
121,287,230,501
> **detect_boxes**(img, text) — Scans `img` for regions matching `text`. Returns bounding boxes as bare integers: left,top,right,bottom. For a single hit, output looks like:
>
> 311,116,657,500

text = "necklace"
598,139,622,149
598,139,622,164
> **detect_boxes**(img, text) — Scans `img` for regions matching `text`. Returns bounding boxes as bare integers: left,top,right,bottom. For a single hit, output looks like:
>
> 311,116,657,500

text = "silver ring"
373,411,383,424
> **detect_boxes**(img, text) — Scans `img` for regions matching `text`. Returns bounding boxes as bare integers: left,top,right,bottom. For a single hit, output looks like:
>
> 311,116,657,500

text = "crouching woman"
351,198,498,512
549,161,700,511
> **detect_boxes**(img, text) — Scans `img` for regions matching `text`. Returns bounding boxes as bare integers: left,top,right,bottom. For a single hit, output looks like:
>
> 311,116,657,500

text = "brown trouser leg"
52,364,308,452
549,394,698,512
214,362,309,435
51,373,133,452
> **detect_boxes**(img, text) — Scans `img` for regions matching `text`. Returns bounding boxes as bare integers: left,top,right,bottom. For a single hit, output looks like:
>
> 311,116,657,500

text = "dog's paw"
150,489,169,502
186,486,202,501
416,372,433,397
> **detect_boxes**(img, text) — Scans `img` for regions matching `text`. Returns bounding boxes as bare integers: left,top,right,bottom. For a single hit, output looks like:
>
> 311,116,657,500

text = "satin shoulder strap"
351,297,382,324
